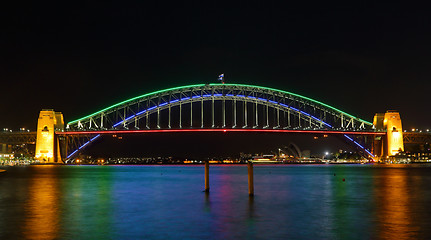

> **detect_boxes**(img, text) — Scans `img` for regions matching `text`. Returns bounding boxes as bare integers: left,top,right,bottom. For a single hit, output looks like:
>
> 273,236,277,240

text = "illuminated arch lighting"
111,95,333,128
344,134,374,157
66,83,375,158
68,83,373,126
66,134,101,159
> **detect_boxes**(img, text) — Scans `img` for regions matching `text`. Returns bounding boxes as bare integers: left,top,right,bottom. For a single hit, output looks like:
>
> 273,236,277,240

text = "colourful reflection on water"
1,164,431,239
60,166,114,239
23,166,60,240
211,166,246,239
374,166,417,239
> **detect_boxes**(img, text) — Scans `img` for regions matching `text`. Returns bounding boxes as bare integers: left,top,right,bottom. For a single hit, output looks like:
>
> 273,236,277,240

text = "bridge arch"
67,83,373,131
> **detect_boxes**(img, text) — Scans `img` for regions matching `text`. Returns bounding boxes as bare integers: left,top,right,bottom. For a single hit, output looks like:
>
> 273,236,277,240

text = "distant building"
0,153,14,159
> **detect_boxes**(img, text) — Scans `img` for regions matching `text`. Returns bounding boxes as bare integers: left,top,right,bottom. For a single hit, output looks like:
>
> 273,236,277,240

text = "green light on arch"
68,83,372,126
68,84,206,125
220,83,372,125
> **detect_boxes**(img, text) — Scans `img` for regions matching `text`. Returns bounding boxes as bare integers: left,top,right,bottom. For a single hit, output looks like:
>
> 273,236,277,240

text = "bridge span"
57,129,385,135
23,83,421,162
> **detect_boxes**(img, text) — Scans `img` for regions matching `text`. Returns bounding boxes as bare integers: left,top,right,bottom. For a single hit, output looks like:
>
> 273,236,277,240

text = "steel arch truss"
67,84,373,132
63,134,101,159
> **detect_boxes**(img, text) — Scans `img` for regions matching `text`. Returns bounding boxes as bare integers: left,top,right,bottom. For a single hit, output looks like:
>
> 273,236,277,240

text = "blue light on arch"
112,94,333,128
344,134,374,157
67,134,101,159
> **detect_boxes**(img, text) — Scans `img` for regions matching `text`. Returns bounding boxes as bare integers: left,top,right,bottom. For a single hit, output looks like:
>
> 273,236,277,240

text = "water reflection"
211,167,239,239
247,195,255,218
24,166,60,240
332,168,349,239
0,167,30,239
375,167,417,239
203,191,211,212
2,165,431,239
245,196,256,239
61,166,114,239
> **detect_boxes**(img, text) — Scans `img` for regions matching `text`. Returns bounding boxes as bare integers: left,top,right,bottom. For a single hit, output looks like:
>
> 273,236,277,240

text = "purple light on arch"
67,134,101,158
344,134,375,157
112,94,334,128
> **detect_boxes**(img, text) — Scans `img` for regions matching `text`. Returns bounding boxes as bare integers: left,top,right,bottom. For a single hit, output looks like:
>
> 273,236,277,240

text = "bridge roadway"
56,129,386,135
403,132,431,144
2,130,430,145
0,131,37,144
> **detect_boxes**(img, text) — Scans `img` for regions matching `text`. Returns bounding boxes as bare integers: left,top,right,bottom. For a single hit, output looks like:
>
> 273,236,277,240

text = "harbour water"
1,164,431,239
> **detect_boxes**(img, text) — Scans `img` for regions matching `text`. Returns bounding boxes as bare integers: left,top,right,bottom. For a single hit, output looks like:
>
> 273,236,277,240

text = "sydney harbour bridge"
1,83,429,162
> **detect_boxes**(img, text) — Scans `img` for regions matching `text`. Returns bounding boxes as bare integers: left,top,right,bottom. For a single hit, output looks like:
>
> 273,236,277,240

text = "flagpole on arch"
218,73,225,84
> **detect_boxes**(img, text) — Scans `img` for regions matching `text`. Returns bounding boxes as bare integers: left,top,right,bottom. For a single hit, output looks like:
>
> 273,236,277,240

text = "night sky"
1,2,430,156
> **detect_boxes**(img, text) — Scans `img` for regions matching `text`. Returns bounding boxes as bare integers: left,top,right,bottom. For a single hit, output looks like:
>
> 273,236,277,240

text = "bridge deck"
403,132,431,144
0,132,37,144
57,129,386,135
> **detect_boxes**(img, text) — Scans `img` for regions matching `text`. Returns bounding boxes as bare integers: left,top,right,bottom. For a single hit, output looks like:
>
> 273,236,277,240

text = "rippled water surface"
1,164,431,239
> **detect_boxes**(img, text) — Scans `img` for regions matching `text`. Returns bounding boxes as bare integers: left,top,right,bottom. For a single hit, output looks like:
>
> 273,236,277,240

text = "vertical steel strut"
254,101,258,128
211,97,215,128
179,102,182,128
244,101,247,128
201,98,204,128
157,108,160,129
265,103,269,128
168,104,171,128
233,99,237,128
222,97,226,128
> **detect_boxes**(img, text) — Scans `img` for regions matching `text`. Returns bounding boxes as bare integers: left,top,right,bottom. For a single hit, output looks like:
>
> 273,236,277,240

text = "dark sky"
1,1,430,132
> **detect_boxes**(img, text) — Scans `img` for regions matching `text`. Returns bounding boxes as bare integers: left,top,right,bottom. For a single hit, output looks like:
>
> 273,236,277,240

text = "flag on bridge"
218,74,225,84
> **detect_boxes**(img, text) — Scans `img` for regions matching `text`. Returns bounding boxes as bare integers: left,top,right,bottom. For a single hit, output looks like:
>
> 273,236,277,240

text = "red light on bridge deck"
58,129,385,135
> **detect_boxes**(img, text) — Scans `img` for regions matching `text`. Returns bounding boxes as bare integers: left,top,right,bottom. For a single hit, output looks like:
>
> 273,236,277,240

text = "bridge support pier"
204,161,209,192
373,111,404,161
248,161,254,196
35,109,64,163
